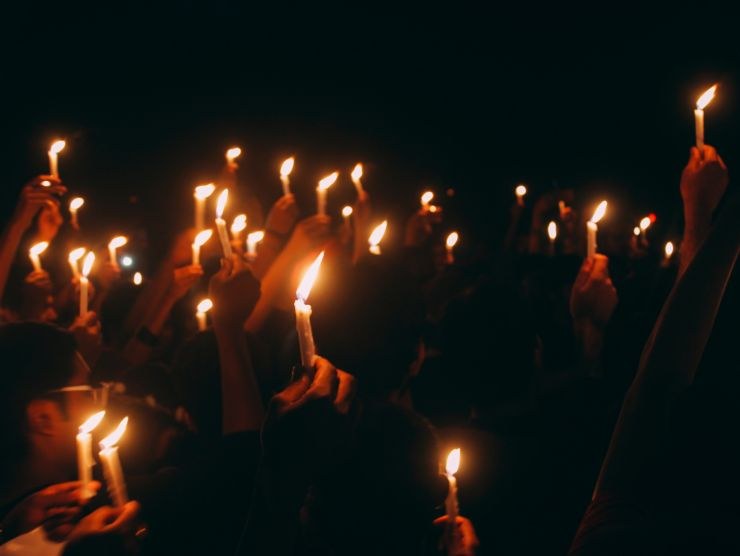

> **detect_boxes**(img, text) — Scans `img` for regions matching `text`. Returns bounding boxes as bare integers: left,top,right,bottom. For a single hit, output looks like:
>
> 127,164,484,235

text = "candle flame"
247,230,265,244
342,205,353,217
351,163,363,181
368,220,388,248
639,216,652,231
197,298,213,313
99,417,128,450
226,147,242,161
547,221,558,240
79,411,106,434
421,191,434,205
318,172,338,191
231,214,247,234
446,231,459,249
49,140,65,155
296,251,325,302
665,241,674,257
68,247,86,264
193,229,213,247
194,183,216,200
589,201,608,224
81,252,95,277
133,272,143,285
40,180,51,187
280,157,295,177
515,184,527,197
633,226,641,236
216,189,229,217
108,236,128,250
696,84,717,110
69,197,85,211
29,241,49,257
446,448,461,475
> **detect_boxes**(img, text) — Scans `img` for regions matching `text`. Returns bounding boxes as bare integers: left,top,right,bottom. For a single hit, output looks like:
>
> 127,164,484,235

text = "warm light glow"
318,172,338,191
446,448,461,476
81,252,95,277
639,216,652,231
79,411,105,434
280,157,295,177
133,272,143,285
665,241,674,257
421,191,434,205
40,180,51,187
226,147,242,161
99,417,128,450
69,247,86,264
296,251,325,302
633,227,641,236
194,183,216,200
515,184,527,197
589,201,608,224
108,236,128,250
696,84,717,110
547,221,558,240
351,163,363,181
368,221,388,248
193,229,213,247
216,189,229,218
231,214,247,234
342,206,353,217
69,197,85,211
197,298,213,313
121,256,133,267
30,241,49,257
49,140,65,155
247,230,265,244
446,231,459,249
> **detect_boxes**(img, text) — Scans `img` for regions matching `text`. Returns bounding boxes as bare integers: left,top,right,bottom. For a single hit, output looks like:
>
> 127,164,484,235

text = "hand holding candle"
586,201,607,258
694,84,717,149
48,140,65,179
295,251,324,376
192,229,213,266
69,197,84,230
98,417,129,507
29,241,49,272
108,236,127,270
215,189,233,259
80,251,95,317
196,298,213,331
194,183,216,231
351,163,364,196
280,157,295,196
317,172,338,216
77,411,105,499
445,448,462,552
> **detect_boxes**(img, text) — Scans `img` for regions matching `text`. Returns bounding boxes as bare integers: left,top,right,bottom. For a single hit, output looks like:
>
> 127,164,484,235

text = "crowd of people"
0,141,737,555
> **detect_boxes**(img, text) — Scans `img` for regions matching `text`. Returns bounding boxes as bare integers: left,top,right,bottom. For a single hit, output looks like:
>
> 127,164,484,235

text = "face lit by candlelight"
100,417,128,450
231,214,247,234
216,189,229,218
108,236,128,250
79,411,106,435
664,241,674,258
30,241,49,258
589,201,608,224
368,221,388,254
49,140,66,155
696,84,717,110
547,221,558,240
280,157,295,177
296,251,325,302
194,183,216,200
446,231,459,249
69,247,86,264
342,206,353,217
515,185,527,197
193,229,213,248
445,448,461,476
69,197,84,211
133,272,143,285
226,147,242,162
420,191,434,206
318,172,339,191
197,298,213,314
81,252,95,277
351,163,363,181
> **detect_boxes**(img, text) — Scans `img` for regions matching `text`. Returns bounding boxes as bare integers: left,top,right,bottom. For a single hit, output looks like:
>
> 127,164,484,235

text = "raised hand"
433,515,480,556
167,264,204,302
65,501,140,545
570,254,618,329
36,200,64,243
265,194,299,237
208,255,261,328
680,144,729,223
283,215,332,260
12,176,66,231
96,261,122,293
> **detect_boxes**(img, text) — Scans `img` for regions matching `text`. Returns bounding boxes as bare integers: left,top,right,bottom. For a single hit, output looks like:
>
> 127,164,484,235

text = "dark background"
2,4,738,260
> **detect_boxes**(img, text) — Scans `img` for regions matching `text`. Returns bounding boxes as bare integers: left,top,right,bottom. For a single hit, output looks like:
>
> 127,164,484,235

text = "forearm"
121,294,177,365
574,320,607,378
245,251,294,332
251,233,283,280
0,221,27,301
122,257,175,339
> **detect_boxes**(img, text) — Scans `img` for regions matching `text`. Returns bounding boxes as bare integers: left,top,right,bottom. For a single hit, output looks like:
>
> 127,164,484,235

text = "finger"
718,154,727,170
231,252,248,273
458,517,480,549
103,501,140,532
304,357,339,402
272,374,311,409
334,369,356,414
701,144,718,162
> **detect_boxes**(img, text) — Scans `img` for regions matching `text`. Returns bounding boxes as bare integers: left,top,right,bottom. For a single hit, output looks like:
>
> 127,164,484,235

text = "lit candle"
29,241,49,272
295,251,324,376
586,201,608,258
226,146,242,171
420,191,434,211
108,236,128,270
192,229,213,266
445,231,459,264
77,411,105,499
194,183,216,232
280,157,295,196
215,189,233,259
368,221,388,255
547,221,558,256
133,272,143,286
694,84,717,149
664,241,674,261
98,417,129,507
48,140,65,179
231,214,247,245
69,197,84,230
246,230,265,261
80,252,95,317
515,184,527,207
317,172,338,216
196,298,212,331
351,163,364,195
445,448,461,551
68,247,86,279
342,205,353,233
633,227,641,237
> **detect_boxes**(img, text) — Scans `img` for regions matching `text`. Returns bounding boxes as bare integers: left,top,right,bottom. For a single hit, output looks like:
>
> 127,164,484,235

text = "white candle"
586,201,607,258
351,163,364,195
133,272,143,285
215,189,233,259
108,236,127,270
192,229,213,266
80,252,95,317
445,448,461,551
29,241,48,272
445,231,459,264
420,191,434,211
694,84,717,149
368,221,388,255
68,247,86,279
48,140,65,179
226,146,242,171
280,157,295,196
69,197,84,230
196,298,212,331
515,184,527,207
664,241,675,265
98,417,129,507
547,221,558,256
231,214,247,245
77,411,105,499
295,252,324,376
317,172,338,216
194,183,216,232
342,206,353,233
246,230,264,261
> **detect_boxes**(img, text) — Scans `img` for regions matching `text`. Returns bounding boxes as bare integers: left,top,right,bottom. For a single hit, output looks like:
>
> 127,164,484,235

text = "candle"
694,84,717,149
98,417,129,507
664,241,675,261
633,227,641,237
69,197,84,230
80,252,95,317
133,272,143,286
280,157,295,196
295,251,324,376
215,189,233,259
246,230,265,261
226,146,242,171
342,205,353,233
420,191,434,211
317,172,338,216
368,221,388,255
48,140,65,179
351,163,364,195
586,201,608,258
231,214,247,245
68,247,86,279
445,231,459,264
445,448,461,551
194,183,216,231
192,229,213,266
515,184,527,207
108,236,128,270
77,411,105,498
547,221,558,256
196,298,212,331
29,241,49,272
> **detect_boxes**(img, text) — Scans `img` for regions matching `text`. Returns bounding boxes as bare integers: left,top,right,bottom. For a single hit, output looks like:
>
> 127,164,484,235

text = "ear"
26,399,63,437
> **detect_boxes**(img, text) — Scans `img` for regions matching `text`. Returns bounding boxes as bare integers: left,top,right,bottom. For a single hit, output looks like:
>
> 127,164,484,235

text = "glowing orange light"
446,231,459,249
108,236,128,250
194,184,216,200
280,157,295,177
590,201,608,224
421,191,434,206
633,227,641,236
639,217,651,231
368,221,388,253
446,448,461,476
79,411,106,434
665,241,674,257
133,272,143,285
515,185,527,197
99,417,128,450
216,189,229,218
547,221,558,240
193,229,213,247
296,251,325,302
29,241,49,257
226,147,242,162
342,206,353,217
69,247,86,264
81,252,95,277
69,197,84,211
231,214,247,234
318,172,338,191
197,298,213,313
696,84,717,110
49,140,65,155
351,163,363,181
